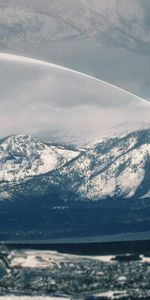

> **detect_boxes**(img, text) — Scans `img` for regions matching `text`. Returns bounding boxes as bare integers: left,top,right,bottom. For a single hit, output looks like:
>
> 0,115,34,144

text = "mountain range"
0,128,150,242
0,128,150,202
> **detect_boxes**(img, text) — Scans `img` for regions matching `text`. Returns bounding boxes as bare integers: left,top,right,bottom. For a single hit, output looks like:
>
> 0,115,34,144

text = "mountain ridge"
0,133,80,183
0,128,150,202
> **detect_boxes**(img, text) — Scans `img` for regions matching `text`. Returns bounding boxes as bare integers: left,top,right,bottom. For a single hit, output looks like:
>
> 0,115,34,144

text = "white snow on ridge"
85,144,150,199
61,131,150,200
0,134,79,182
0,128,150,200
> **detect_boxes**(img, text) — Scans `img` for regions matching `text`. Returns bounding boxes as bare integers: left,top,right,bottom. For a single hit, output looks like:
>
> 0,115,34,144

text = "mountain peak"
0,128,150,202
0,134,80,183
57,128,150,200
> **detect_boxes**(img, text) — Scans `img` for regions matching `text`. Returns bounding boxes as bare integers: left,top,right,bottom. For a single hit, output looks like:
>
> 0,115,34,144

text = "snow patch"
0,134,79,183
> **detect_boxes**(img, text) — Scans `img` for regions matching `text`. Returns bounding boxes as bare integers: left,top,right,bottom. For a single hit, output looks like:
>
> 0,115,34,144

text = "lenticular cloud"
0,53,149,144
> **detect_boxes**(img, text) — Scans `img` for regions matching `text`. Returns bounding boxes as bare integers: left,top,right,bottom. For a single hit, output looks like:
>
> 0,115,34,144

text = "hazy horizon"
0,53,150,145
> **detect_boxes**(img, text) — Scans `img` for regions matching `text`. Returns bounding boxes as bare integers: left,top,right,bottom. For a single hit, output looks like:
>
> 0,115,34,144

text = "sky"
0,54,149,144
0,1,150,144
0,0,150,98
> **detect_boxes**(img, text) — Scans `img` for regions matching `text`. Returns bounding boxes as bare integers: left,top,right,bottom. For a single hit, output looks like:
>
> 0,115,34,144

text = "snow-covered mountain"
1,128,150,202
0,134,79,182
60,129,150,200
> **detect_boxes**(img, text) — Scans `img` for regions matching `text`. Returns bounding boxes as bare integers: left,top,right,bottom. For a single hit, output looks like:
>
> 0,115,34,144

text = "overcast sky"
0,0,150,98
0,54,149,144
0,1,150,144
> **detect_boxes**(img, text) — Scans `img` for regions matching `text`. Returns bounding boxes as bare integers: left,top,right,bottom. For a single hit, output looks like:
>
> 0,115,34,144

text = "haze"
0,54,150,145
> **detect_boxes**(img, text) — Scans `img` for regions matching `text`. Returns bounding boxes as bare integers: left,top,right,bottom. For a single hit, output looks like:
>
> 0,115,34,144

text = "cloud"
0,0,150,101
0,54,149,144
